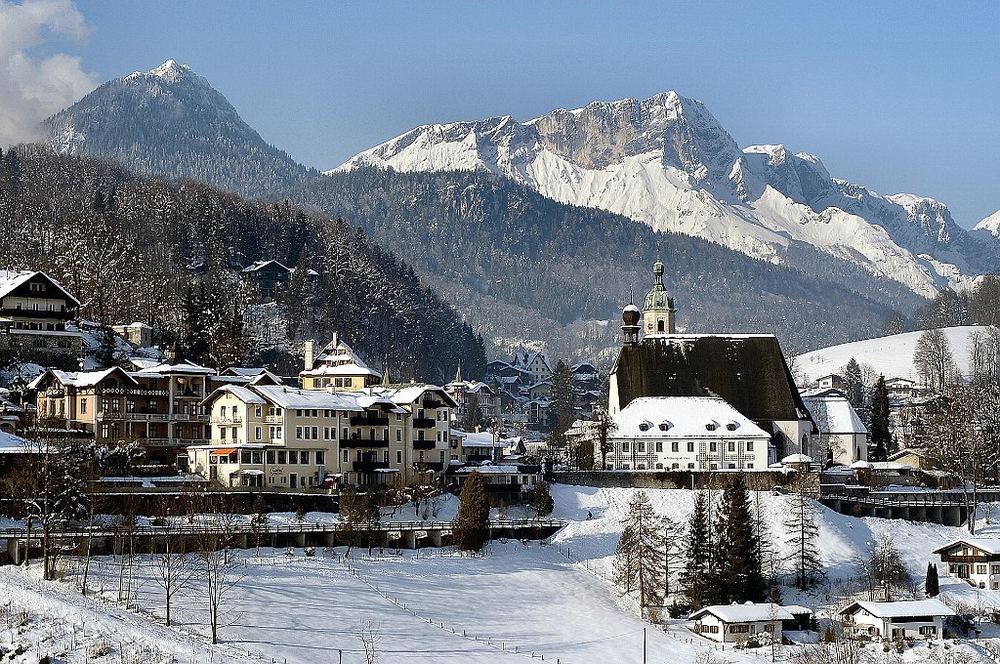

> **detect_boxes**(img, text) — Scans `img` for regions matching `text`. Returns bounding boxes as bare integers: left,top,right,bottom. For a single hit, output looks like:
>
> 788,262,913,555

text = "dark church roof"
612,334,815,429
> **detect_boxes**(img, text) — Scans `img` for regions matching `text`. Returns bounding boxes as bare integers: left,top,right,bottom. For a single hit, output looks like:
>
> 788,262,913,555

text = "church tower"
642,257,676,335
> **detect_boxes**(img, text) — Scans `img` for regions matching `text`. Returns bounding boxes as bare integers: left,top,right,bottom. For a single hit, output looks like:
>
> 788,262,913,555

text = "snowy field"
795,325,983,383
4,485,1000,663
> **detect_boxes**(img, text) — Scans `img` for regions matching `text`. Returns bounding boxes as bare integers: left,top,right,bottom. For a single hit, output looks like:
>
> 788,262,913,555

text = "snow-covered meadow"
3,485,1000,663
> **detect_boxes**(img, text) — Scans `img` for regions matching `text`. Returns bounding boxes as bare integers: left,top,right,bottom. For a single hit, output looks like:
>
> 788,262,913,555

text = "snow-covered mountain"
975,209,1000,238
43,59,313,198
334,91,997,299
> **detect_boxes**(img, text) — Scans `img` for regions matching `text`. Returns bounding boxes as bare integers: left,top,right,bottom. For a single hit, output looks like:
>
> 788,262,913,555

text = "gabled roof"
0,270,80,306
932,538,1000,556
690,602,797,623
372,384,458,409
242,259,292,274
840,599,955,619
252,385,363,411
202,384,267,405
801,394,868,435
29,366,138,390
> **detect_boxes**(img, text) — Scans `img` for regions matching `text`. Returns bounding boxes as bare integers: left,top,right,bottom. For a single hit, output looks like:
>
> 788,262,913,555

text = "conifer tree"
612,491,666,612
714,474,766,604
784,490,823,590
842,358,866,412
454,472,491,553
925,562,939,597
549,359,577,446
871,374,892,460
681,490,713,607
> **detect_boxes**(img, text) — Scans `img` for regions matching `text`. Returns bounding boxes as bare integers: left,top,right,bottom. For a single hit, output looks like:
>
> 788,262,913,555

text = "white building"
602,396,772,471
800,390,868,465
840,599,955,640
690,602,805,644
933,538,1000,589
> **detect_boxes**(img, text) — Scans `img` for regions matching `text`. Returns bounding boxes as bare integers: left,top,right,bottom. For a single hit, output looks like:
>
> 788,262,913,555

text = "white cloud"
0,0,97,146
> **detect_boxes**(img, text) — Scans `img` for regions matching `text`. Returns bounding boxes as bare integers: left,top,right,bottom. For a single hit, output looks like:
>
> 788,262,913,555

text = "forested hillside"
0,146,486,382
287,168,913,359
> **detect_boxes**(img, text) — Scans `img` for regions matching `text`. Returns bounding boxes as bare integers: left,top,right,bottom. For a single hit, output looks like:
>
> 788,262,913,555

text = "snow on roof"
458,431,509,448
210,384,266,404
455,465,525,474
801,394,868,435
137,360,215,375
242,259,292,273
29,367,137,390
372,384,456,408
300,363,381,378
781,454,813,464
0,429,30,453
251,385,362,411
613,397,769,439
841,599,955,619
850,460,874,469
0,270,80,306
690,602,795,623
933,538,1000,556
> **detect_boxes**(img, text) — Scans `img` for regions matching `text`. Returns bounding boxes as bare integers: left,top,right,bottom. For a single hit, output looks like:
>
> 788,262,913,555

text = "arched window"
657,320,665,333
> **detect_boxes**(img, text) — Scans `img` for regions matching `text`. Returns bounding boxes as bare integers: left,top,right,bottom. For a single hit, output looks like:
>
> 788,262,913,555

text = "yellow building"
299,334,382,390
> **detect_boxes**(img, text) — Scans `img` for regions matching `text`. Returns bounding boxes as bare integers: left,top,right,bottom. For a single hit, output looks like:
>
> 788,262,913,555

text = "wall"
554,470,809,491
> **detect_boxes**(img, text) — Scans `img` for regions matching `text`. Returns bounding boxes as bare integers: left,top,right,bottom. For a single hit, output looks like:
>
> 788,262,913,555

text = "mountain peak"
148,58,194,83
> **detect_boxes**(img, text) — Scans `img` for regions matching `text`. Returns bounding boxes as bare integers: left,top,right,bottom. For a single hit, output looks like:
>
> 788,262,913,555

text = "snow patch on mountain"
975,209,1000,238
334,91,997,299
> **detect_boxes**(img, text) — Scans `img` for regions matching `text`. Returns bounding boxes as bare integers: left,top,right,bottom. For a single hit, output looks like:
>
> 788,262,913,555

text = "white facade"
840,600,954,640
603,397,771,471
934,539,1000,590
801,391,868,465
690,603,796,644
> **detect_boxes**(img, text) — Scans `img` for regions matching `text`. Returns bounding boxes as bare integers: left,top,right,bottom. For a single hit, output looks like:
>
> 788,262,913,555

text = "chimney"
304,340,314,372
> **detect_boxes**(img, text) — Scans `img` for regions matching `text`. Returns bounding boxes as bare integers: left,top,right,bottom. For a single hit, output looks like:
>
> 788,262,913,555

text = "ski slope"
795,325,984,384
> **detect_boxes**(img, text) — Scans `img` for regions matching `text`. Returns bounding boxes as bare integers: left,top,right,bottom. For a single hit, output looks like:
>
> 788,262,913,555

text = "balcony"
350,416,389,427
211,416,243,425
412,417,436,429
1,307,74,321
263,415,283,424
353,460,390,473
413,439,436,450
342,437,390,448
412,461,445,472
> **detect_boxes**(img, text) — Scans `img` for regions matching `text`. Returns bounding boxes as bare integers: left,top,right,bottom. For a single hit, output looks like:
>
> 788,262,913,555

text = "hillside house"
0,270,82,357
840,599,955,639
299,335,382,390
690,602,810,644
242,259,293,295
933,539,1000,589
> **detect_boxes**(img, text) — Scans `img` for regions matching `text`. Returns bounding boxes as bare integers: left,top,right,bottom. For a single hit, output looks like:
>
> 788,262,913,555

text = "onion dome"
622,303,640,326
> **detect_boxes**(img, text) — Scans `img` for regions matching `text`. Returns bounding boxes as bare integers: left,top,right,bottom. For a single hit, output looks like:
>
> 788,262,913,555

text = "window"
81,400,87,414
655,442,663,453
655,463,663,469
255,426,262,440
396,450,402,463
621,442,630,453
221,406,227,417
671,463,679,469
397,429,402,442
295,426,303,439
638,442,645,453
342,450,348,463
727,441,735,452
747,441,754,452
670,441,678,452
919,626,937,636
709,441,717,452
311,426,318,440
977,564,988,575
277,451,287,464
316,451,325,465
251,451,263,464
241,451,252,464
992,565,1000,575
687,441,694,452
221,428,227,440
266,450,275,464
300,451,309,464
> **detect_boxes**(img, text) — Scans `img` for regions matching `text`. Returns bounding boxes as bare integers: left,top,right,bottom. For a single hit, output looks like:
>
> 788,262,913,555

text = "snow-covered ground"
3,485,1000,663
795,325,984,384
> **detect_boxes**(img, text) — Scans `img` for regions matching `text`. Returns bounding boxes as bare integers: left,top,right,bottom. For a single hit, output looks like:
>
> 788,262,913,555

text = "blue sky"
55,2,1000,225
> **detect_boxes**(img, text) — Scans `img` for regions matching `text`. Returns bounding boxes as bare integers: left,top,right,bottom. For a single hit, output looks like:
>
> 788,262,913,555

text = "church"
603,258,817,470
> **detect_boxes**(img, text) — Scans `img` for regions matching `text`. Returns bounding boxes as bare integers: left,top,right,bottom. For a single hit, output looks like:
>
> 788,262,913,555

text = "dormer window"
705,421,718,431
638,420,652,432
726,422,739,431
658,420,672,432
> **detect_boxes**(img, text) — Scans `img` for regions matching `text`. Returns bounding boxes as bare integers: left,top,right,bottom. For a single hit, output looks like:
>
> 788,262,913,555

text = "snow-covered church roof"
612,397,769,440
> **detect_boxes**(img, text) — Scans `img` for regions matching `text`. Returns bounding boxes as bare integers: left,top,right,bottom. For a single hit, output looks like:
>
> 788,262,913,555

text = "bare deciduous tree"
151,532,198,627
357,618,381,664
914,328,958,393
